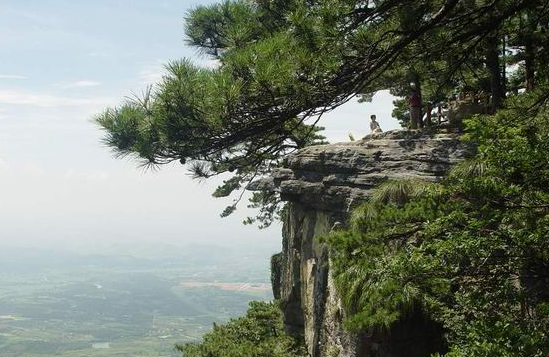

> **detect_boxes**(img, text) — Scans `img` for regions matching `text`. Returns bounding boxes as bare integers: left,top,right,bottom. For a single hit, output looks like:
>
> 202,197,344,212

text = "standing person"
370,114,383,134
408,83,422,129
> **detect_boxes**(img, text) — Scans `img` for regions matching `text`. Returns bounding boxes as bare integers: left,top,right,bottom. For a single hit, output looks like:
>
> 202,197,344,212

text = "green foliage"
391,98,409,128
177,301,306,357
96,0,542,225
243,191,285,229
325,88,549,356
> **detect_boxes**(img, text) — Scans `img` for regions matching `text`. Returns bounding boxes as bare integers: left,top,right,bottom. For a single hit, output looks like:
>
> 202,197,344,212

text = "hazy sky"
0,0,398,249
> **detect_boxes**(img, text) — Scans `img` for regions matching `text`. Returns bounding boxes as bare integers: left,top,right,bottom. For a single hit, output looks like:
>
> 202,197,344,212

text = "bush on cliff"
177,301,306,357
325,89,549,356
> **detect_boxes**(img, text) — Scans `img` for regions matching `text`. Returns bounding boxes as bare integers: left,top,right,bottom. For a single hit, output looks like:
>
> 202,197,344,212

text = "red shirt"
409,90,421,107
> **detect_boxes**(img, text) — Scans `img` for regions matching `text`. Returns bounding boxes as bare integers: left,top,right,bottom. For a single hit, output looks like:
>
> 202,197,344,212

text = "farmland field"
0,241,275,357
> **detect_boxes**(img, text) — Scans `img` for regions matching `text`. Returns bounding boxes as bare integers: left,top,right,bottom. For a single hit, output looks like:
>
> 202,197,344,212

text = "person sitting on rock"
370,114,383,134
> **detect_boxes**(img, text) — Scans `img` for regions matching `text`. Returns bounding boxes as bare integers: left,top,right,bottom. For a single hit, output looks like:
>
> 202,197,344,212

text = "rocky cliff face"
263,130,475,357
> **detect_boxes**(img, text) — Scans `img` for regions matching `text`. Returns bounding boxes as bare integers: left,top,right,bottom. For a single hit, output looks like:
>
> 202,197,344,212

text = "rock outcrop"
257,130,475,357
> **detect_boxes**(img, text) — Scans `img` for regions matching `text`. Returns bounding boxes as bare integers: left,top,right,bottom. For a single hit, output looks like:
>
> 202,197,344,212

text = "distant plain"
0,241,275,357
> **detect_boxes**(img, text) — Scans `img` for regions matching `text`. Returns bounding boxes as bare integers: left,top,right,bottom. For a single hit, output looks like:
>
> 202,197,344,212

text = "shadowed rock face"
264,130,474,357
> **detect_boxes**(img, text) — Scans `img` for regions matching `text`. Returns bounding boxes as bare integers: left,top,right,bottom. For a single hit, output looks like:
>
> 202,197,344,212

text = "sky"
0,0,399,251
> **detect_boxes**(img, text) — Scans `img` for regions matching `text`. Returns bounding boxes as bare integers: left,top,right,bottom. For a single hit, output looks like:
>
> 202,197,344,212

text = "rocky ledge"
252,130,475,357
252,130,475,214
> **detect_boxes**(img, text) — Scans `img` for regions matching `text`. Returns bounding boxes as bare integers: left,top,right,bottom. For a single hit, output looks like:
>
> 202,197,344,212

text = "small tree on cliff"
96,0,543,223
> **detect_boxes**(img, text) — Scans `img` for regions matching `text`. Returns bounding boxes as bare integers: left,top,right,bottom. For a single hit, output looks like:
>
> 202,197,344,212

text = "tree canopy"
96,0,549,222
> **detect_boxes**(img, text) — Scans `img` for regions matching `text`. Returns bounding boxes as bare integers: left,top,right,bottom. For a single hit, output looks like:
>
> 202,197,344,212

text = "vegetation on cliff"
177,301,306,357
325,89,549,356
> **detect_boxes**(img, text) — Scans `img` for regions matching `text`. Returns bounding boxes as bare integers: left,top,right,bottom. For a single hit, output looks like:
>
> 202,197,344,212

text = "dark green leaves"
325,89,549,355
96,0,547,225
177,301,307,357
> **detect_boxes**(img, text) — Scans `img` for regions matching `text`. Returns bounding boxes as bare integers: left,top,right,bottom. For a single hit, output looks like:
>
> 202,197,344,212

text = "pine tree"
96,0,543,222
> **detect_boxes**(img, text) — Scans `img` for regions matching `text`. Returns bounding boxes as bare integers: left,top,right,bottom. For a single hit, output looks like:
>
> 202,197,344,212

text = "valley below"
0,241,275,357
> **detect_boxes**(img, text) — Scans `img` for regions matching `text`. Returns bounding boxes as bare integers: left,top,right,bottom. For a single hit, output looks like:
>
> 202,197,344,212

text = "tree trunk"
486,36,504,112
412,75,423,128
525,38,535,92
524,11,536,92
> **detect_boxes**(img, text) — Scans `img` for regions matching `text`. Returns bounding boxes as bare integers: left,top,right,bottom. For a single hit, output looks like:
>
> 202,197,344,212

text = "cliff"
255,130,475,357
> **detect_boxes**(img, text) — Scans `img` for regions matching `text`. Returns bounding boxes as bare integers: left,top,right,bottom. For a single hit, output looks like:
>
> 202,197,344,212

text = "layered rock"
258,130,475,357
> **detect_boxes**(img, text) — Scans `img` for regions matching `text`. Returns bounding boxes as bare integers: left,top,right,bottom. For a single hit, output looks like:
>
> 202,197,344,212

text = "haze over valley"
0,239,276,357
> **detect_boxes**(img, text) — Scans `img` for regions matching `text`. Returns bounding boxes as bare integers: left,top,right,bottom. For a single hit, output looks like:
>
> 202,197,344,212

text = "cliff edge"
258,130,475,357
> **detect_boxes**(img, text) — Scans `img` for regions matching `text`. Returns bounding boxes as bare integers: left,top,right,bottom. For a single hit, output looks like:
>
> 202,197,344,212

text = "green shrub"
325,89,549,356
177,301,307,357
